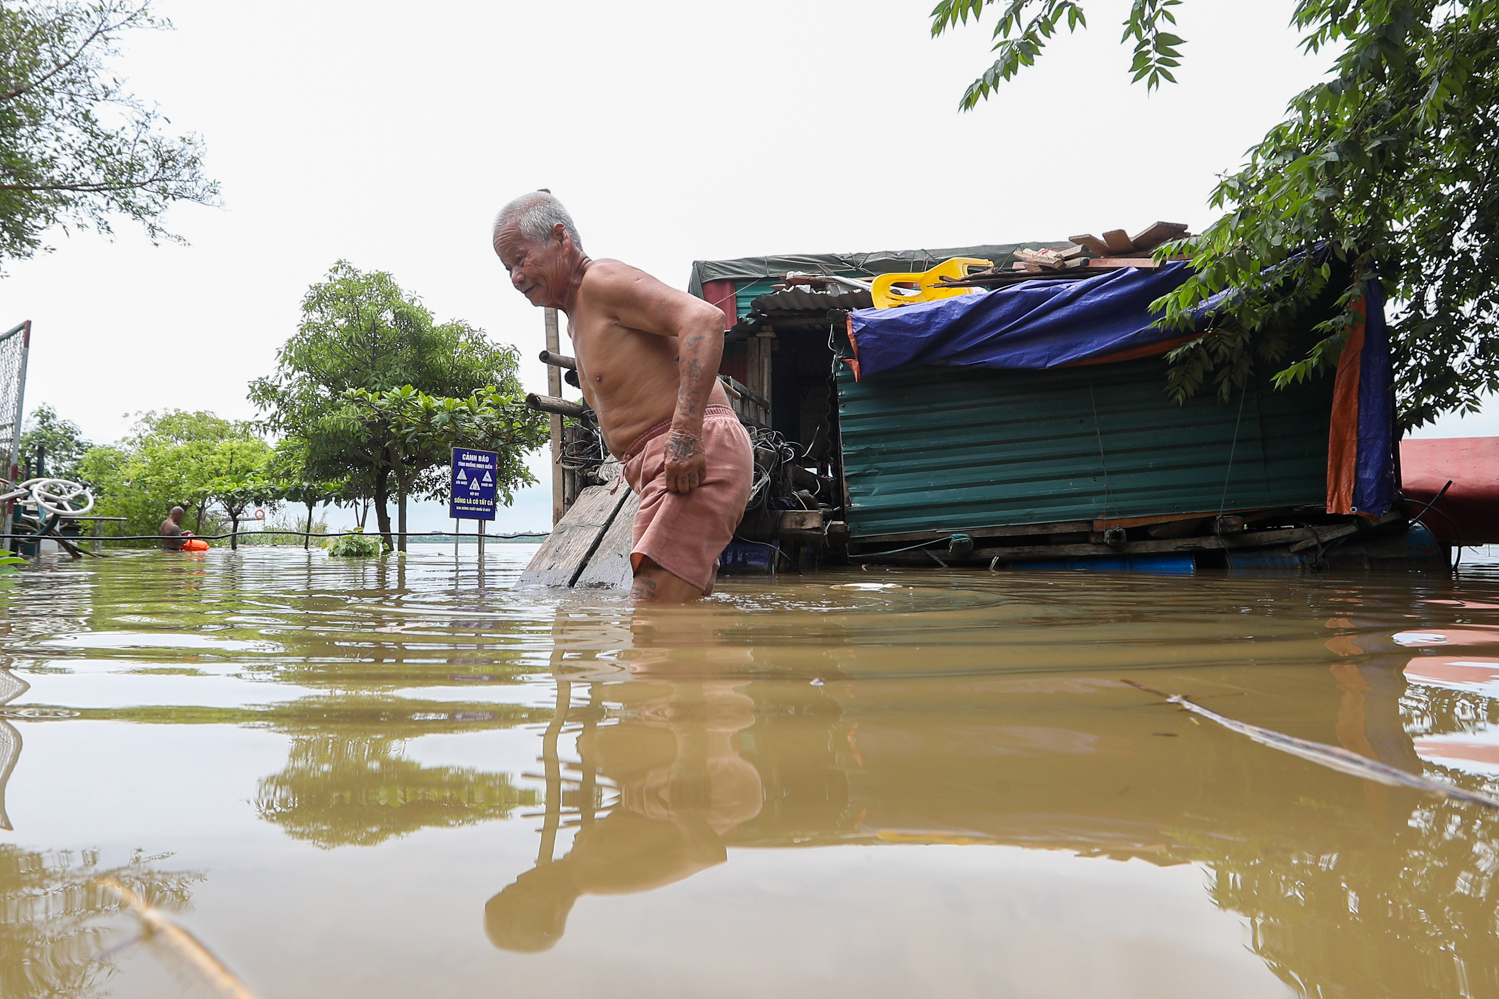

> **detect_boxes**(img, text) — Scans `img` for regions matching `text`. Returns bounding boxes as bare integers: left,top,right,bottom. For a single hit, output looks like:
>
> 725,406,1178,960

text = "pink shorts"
621,406,753,595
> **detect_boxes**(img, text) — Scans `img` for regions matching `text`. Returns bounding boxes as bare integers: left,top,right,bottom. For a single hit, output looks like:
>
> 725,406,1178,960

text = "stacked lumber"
939,221,1194,289
1011,245,1089,273
1066,221,1191,260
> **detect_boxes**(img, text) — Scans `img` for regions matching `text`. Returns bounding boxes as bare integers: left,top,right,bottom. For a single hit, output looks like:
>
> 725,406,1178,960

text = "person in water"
159,506,190,551
493,192,752,603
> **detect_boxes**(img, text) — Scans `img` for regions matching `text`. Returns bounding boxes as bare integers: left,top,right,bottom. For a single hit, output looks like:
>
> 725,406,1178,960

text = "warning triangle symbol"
456,470,468,484
481,471,493,485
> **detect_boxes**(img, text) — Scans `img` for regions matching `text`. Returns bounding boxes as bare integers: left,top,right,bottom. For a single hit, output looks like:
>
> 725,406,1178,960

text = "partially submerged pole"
545,308,564,526
99,877,259,999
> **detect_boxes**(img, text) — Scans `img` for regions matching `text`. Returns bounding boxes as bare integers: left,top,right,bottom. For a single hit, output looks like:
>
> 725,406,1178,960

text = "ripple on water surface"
2,544,1499,997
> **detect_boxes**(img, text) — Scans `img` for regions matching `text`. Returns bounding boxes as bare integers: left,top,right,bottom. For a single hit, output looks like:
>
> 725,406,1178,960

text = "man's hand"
663,428,706,493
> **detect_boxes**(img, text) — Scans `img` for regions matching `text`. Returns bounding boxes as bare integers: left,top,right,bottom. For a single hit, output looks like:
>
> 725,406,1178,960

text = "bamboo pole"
545,308,564,526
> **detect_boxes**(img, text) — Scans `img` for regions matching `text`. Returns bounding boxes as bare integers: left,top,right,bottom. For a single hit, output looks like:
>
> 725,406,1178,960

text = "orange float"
182,538,210,552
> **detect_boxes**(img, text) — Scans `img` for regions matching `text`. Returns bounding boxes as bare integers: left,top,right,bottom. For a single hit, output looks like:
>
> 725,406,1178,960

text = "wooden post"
748,329,775,423
545,308,564,526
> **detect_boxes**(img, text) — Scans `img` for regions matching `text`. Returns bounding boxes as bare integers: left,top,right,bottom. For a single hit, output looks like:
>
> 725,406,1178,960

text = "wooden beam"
1094,511,1218,531
545,308,564,527
1101,229,1134,254
528,394,587,418
859,523,1402,565
1066,234,1111,256
1129,221,1190,253
1084,256,1165,268
851,520,1093,546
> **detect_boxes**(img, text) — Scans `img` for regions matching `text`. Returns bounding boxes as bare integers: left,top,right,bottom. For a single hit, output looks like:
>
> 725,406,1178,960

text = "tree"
931,0,1499,428
18,403,89,479
249,261,538,548
76,409,264,542
0,1,217,270
193,437,275,550
267,438,344,549
334,385,547,552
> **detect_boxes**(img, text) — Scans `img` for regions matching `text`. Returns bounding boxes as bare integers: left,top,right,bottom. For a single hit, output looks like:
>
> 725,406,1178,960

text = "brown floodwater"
2,545,1499,997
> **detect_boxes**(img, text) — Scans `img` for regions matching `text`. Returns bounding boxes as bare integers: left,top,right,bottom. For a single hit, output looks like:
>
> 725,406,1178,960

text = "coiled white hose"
0,478,95,516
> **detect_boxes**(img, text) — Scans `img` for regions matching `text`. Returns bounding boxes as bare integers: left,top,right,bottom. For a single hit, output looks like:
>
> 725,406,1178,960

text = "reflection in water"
486,680,764,951
256,725,538,849
480,603,1499,996
0,846,201,999
0,668,27,829
10,549,1499,994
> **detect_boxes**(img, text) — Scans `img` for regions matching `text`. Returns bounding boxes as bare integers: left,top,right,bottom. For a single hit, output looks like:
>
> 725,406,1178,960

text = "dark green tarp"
686,242,1063,299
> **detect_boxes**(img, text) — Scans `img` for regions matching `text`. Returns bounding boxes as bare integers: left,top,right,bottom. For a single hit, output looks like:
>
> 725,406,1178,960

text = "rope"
1217,387,1249,517
849,533,973,561
0,528,547,544
1087,383,1117,525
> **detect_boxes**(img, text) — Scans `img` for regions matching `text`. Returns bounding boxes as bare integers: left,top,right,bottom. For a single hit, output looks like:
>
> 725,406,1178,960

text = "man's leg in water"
629,556,703,603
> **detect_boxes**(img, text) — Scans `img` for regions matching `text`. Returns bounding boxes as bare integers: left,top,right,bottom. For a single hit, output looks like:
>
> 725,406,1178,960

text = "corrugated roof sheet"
688,243,1063,298
751,288,872,313
837,358,1332,540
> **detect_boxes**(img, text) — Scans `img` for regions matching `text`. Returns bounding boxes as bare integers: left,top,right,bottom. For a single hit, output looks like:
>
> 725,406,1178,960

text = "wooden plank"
1128,221,1190,253
1094,511,1218,531
1084,256,1164,268
519,485,631,587
861,524,1379,565
1066,234,1111,256
573,489,641,589
1286,511,1402,552
1101,229,1135,254
778,509,823,533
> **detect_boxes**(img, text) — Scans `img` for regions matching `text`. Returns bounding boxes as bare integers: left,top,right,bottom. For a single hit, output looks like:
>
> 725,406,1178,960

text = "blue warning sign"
449,447,499,521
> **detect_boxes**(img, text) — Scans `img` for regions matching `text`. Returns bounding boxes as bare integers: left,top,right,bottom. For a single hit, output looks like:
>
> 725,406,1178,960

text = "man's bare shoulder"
580,258,664,301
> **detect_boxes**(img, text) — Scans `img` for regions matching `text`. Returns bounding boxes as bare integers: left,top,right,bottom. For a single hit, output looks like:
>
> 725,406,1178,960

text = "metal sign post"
450,446,499,583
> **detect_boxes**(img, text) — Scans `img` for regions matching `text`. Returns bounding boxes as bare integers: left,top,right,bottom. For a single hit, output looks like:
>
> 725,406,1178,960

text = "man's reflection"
485,680,763,952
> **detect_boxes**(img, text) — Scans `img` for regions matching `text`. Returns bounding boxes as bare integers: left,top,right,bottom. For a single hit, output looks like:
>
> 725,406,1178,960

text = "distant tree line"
22,262,548,550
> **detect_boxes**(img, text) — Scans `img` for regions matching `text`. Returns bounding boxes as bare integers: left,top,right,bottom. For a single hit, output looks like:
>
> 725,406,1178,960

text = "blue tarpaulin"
844,263,1197,380
843,261,1398,520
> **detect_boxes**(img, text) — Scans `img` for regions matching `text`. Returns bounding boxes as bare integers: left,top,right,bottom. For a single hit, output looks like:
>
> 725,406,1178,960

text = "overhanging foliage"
932,0,1499,429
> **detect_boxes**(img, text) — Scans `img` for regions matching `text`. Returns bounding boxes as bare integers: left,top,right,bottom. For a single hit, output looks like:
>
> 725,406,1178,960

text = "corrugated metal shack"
689,232,1433,571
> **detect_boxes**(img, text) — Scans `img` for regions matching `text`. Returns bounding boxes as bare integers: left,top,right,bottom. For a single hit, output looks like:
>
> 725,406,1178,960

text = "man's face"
494,225,563,308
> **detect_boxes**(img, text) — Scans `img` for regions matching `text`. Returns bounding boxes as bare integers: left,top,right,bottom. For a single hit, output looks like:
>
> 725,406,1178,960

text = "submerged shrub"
327,531,381,558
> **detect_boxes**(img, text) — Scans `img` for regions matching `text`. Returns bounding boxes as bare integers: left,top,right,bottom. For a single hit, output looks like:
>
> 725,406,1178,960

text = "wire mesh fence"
0,323,28,477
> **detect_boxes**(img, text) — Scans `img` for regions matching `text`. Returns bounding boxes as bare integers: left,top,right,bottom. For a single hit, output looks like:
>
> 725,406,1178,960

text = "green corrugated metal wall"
733,279,781,320
836,358,1333,539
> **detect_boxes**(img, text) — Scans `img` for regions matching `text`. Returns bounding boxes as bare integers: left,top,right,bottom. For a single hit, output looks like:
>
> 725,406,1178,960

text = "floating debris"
1122,679,1499,810
99,876,259,999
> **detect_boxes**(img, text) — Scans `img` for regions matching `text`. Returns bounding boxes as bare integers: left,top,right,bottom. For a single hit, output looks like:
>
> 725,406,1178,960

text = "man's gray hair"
494,191,583,252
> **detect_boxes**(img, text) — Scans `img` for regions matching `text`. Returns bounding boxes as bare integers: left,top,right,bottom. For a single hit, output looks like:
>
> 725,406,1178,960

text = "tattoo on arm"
665,430,705,463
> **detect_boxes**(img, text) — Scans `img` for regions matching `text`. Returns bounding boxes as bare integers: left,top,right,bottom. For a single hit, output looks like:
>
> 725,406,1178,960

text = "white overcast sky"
2,0,1487,532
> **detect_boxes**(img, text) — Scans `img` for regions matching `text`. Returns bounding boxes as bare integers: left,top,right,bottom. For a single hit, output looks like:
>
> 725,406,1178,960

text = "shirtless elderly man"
493,192,752,603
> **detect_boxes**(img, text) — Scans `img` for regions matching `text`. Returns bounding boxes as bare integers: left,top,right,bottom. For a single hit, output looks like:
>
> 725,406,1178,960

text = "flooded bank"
2,547,1498,997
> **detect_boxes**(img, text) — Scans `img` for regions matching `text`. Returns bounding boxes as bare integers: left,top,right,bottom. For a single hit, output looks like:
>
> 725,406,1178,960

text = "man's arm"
591,265,727,493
